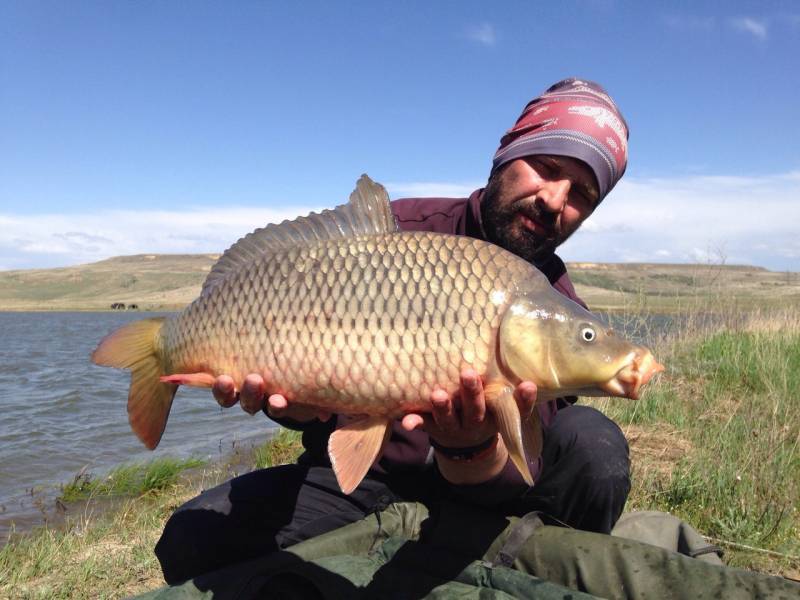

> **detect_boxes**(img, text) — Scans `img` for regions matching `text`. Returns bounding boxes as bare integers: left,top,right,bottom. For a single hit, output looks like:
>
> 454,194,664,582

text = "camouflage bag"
135,501,799,599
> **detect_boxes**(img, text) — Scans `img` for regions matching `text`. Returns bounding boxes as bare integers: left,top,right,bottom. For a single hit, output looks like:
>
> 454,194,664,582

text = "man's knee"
544,405,631,514
547,405,630,478
155,465,305,584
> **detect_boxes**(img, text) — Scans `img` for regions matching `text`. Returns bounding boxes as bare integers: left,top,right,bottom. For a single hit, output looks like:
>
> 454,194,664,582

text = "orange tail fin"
91,318,177,450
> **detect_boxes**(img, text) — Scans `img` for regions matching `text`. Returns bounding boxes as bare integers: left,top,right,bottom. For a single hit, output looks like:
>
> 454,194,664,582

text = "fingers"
239,374,267,414
212,373,269,414
212,375,239,408
267,394,330,423
514,381,538,418
431,389,458,432
460,369,486,426
266,393,289,418
401,413,426,432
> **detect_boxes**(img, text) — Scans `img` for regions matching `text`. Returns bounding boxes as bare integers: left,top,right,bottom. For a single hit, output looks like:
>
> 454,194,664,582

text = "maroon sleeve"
391,197,469,235
552,270,588,309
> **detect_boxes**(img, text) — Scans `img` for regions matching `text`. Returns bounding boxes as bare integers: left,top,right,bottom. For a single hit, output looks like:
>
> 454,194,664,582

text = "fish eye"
580,326,596,343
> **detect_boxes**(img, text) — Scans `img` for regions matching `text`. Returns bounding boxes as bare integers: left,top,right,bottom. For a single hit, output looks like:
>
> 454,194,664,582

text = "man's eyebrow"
548,156,597,196
537,155,598,199
540,156,561,169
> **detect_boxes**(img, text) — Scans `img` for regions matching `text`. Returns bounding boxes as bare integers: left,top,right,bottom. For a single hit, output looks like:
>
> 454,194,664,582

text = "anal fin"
328,416,391,495
485,381,534,486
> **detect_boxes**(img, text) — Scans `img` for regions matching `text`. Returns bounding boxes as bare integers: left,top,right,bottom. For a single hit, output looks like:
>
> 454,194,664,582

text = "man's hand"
401,370,537,485
212,374,331,423
400,370,537,447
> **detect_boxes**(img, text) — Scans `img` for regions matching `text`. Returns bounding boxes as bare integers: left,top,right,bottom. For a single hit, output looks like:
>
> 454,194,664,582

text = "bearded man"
155,77,631,584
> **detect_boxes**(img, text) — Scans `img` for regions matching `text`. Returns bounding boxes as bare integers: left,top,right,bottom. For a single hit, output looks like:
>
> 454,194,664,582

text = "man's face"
481,155,600,264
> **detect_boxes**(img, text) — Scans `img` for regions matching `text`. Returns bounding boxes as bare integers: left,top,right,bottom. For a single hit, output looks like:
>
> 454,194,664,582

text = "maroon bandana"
492,78,629,202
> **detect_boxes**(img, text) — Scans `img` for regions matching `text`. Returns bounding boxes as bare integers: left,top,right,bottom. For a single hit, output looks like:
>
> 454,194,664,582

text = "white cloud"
2,171,799,272
0,206,319,271
730,16,768,40
558,170,800,271
465,23,497,47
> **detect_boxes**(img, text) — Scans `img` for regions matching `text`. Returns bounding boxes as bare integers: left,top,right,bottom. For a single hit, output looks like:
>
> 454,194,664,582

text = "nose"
536,179,571,213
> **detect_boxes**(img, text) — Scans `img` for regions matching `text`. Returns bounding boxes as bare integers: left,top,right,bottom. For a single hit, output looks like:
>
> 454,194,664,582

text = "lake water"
0,310,676,543
0,312,276,542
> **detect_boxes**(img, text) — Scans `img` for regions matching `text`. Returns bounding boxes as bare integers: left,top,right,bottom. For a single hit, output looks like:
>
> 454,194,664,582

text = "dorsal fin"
202,174,398,294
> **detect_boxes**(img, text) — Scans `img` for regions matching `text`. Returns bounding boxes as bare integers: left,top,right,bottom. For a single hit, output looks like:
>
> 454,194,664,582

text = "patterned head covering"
492,78,629,202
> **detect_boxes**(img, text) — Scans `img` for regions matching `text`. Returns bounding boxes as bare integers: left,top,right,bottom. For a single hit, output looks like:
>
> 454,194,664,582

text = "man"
155,78,631,584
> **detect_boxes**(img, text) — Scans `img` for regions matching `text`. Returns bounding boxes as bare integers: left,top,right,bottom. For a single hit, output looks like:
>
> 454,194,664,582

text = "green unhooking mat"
136,502,800,599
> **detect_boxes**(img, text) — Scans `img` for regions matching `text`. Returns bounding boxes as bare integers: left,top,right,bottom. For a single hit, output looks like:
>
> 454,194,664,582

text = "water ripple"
0,312,274,540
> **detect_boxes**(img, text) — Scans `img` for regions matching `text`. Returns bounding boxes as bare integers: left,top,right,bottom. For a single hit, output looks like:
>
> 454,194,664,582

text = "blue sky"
2,1,799,271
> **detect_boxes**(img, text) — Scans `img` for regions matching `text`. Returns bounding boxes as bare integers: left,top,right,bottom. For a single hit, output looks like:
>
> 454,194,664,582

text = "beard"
480,176,567,265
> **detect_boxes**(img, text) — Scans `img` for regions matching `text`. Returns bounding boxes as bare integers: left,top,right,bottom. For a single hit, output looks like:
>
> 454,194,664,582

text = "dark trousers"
155,405,630,584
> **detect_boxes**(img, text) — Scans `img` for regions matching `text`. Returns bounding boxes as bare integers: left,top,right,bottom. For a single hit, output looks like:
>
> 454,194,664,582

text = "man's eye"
578,188,598,207
571,189,591,206
535,159,557,175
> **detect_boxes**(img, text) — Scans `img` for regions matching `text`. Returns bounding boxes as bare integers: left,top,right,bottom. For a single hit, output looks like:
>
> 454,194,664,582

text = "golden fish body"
162,231,531,417
93,175,663,494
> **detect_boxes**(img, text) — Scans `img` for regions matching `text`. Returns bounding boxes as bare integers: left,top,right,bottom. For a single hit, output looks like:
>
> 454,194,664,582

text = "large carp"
92,175,663,494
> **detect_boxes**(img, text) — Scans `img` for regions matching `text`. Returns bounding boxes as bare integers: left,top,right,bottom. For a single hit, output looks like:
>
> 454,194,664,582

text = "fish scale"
161,232,532,416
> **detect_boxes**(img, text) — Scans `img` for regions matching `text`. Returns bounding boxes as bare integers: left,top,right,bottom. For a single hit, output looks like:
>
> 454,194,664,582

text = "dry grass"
624,424,693,480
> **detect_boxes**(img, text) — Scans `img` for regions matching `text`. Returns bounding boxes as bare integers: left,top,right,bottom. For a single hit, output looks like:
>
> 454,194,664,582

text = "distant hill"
0,254,797,312
0,254,219,311
566,261,799,311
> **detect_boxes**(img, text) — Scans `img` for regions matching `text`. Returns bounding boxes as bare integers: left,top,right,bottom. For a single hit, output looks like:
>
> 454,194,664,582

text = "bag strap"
490,511,547,568
689,544,724,559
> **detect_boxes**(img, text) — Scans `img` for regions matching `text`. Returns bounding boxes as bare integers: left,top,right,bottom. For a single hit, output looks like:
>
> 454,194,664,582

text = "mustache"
511,197,562,240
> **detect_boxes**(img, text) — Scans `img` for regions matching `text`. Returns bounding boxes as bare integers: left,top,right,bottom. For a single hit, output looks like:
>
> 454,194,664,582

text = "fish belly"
161,232,531,416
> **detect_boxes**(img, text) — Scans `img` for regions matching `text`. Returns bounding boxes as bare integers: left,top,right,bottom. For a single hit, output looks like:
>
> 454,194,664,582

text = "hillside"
0,254,219,311
0,254,798,312
567,261,800,311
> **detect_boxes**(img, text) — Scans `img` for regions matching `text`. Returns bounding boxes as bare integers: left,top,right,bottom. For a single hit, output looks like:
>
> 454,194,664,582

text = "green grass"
592,309,800,574
253,428,303,469
59,457,206,503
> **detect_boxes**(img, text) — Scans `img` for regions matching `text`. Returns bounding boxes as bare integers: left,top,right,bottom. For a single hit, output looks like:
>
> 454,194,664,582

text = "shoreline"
0,429,278,548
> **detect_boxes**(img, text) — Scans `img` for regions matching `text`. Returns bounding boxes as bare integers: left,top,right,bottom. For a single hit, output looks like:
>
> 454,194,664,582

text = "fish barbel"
92,175,664,494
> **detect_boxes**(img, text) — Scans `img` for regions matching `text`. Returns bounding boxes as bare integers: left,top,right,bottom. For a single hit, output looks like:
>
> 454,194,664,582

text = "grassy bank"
2,311,799,597
59,457,207,503
589,308,800,577
0,430,303,599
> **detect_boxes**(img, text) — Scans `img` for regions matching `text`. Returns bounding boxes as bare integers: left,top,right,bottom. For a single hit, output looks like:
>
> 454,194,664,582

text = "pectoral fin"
485,382,534,486
328,416,392,495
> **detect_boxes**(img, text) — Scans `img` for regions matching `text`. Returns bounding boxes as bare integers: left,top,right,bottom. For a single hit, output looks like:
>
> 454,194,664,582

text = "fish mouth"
600,349,665,399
